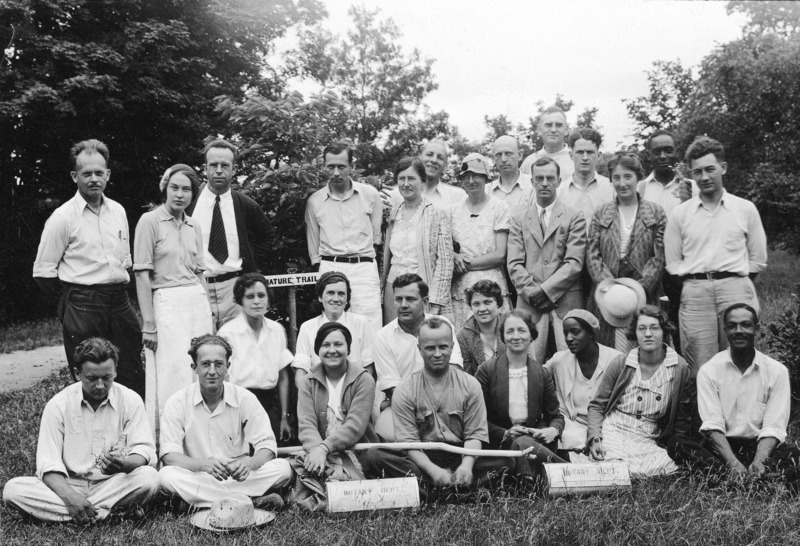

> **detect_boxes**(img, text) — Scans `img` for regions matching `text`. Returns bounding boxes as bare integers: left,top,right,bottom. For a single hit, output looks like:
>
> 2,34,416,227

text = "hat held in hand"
595,278,646,328
191,493,276,532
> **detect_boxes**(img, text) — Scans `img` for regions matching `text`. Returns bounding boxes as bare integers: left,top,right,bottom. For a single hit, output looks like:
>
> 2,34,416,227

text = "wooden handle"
277,442,536,459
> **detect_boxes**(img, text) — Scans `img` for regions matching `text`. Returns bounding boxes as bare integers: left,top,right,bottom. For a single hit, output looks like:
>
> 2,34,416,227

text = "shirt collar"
644,171,679,187
491,173,523,191
192,382,240,409
156,204,192,225
624,345,677,369
77,382,118,411
201,186,232,204
722,348,763,375
536,200,556,216
73,190,107,213
566,174,599,190
324,179,357,201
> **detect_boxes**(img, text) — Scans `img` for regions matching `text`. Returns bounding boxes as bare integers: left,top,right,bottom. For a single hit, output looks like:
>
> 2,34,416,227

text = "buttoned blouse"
508,366,528,424
388,203,422,272
33,192,131,285
218,314,293,390
36,382,155,482
160,382,278,462
615,353,676,423
133,205,204,289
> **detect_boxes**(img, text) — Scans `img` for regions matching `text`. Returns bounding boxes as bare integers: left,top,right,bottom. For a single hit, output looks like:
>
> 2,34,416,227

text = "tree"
0,0,324,323
728,1,800,37
286,5,438,173
623,60,694,143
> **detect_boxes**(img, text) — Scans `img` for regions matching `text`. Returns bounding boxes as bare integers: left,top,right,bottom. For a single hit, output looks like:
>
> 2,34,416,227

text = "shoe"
253,493,285,511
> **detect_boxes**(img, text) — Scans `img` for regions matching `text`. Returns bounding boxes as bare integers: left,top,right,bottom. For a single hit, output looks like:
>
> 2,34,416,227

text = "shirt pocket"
447,409,465,439
415,407,435,438
219,428,244,459
748,400,767,431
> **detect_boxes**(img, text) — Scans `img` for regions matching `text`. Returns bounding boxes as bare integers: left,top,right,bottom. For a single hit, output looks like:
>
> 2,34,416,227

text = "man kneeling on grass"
3,338,159,523
157,334,292,508
363,317,512,487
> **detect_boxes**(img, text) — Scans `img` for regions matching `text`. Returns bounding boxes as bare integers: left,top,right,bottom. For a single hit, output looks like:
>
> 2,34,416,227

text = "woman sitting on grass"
475,310,567,483
587,305,694,478
289,322,378,510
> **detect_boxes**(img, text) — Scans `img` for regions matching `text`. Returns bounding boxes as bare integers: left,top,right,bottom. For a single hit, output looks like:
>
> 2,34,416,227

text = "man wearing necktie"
507,157,587,364
187,139,275,328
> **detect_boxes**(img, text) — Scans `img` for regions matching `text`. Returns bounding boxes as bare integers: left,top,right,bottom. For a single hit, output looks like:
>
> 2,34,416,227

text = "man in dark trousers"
187,139,275,328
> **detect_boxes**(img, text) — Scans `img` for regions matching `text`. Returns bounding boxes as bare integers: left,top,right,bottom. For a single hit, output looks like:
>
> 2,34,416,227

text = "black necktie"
209,196,229,264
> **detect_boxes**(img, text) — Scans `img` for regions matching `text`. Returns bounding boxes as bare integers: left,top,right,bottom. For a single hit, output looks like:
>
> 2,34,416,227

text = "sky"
287,0,748,149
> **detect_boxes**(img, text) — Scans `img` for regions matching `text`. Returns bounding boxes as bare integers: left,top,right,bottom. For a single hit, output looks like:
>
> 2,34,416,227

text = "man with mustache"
33,139,144,398
3,338,159,523
305,141,383,332
669,304,800,489
664,137,767,370
186,139,275,329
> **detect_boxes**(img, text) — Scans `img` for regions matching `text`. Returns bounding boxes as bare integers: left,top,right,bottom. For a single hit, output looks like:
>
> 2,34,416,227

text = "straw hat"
190,494,276,532
595,278,646,328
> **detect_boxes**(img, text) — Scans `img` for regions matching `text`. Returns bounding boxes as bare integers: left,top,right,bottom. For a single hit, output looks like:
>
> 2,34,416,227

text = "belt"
320,256,373,263
206,271,241,284
684,272,742,281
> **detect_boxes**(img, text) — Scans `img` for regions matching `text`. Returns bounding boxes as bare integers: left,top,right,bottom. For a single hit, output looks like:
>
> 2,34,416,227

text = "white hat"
595,278,646,328
190,494,276,532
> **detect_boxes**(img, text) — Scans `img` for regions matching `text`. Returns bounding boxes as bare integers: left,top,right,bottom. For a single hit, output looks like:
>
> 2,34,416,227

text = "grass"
1,250,799,544
0,317,62,353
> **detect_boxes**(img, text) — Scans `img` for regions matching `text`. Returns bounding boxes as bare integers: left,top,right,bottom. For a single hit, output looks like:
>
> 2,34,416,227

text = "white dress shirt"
292,311,374,373
637,173,699,218
191,187,242,276
217,314,293,390
698,349,790,443
520,146,574,183
558,173,614,223
486,173,533,208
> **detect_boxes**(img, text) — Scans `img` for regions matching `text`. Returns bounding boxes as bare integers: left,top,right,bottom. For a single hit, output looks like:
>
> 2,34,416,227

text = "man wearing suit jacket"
187,139,275,328
508,157,587,364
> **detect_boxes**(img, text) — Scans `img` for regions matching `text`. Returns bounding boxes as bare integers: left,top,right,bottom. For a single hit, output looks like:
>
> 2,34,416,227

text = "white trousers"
532,310,567,364
146,284,213,446
158,459,292,508
3,466,159,522
319,260,382,336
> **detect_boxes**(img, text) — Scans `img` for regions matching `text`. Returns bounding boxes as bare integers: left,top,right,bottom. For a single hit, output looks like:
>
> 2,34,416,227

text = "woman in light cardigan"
290,322,378,510
381,157,453,323
544,309,621,459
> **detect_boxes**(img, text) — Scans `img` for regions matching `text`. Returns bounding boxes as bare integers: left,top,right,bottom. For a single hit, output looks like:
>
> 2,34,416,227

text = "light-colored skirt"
146,283,213,445
601,410,678,478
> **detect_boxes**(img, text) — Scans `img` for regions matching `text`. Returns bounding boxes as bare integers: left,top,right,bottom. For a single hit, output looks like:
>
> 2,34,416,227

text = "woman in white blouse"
544,310,621,459
381,157,453,324
218,273,293,443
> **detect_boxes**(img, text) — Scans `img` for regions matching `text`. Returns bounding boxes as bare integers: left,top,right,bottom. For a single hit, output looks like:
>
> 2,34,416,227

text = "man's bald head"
492,135,522,178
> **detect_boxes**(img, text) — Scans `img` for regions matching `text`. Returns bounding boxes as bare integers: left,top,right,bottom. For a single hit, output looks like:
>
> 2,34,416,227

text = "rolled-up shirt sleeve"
374,332,402,392
759,366,790,442
697,366,726,435
36,400,68,480
33,214,69,279
133,214,157,271
122,390,157,465
159,395,187,459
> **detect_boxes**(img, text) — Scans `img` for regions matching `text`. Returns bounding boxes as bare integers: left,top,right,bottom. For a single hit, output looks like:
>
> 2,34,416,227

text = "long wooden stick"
277,442,537,459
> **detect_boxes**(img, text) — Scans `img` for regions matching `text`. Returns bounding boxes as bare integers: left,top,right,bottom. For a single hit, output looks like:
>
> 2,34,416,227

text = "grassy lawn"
0,317,62,353
1,250,799,544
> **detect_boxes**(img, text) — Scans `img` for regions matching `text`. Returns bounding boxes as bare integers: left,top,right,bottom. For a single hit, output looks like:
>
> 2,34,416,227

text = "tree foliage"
728,1,800,37
623,60,694,143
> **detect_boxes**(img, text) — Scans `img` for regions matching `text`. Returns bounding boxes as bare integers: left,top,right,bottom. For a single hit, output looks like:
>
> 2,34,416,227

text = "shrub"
762,293,800,402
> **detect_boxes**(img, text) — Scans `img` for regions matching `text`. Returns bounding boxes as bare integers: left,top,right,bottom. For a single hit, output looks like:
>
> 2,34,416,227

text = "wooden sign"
326,477,420,513
263,272,320,287
543,461,631,497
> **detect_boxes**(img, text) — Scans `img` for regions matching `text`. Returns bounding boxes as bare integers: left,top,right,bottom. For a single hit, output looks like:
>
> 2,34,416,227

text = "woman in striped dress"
586,305,695,477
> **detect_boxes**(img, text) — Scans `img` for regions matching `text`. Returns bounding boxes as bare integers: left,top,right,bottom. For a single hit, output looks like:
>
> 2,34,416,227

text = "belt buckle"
705,272,714,280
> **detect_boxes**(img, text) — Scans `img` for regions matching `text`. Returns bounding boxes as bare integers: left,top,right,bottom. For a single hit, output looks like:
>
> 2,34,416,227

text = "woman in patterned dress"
381,157,453,323
586,305,695,478
449,153,512,331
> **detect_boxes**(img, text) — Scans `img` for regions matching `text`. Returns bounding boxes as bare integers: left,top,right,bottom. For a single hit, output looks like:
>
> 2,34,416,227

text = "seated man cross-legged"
158,334,292,508
3,338,159,523
364,317,511,488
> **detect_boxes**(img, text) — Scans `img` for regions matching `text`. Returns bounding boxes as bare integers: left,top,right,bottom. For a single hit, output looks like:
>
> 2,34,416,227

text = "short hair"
532,156,560,178
568,128,602,149
73,337,119,372
315,271,352,310
313,322,353,356
499,309,538,343
392,273,429,299
202,139,239,164
394,156,427,184
646,129,677,151
607,151,645,181
540,106,567,123
70,139,110,170
465,279,503,307
160,164,201,202
722,303,759,326
685,136,725,165
419,139,450,158
188,334,233,363
419,316,453,339
626,305,677,342
323,141,354,165
233,273,270,306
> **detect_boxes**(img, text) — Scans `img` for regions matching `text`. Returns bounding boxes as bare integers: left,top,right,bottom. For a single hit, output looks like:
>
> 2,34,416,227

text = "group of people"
3,105,798,523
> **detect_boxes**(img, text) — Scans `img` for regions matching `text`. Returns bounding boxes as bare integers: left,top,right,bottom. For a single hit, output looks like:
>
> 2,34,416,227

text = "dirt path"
0,345,67,393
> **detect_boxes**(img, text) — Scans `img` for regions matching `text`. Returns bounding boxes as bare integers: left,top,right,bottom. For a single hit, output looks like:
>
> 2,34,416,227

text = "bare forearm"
753,437,779,465
707,431,741,466
278,369,290,416
41,472,75,501
407,449,443,478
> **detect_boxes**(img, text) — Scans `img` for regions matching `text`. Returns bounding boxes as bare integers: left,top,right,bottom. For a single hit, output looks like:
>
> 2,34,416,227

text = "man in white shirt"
3,338,158,523
486,135,532,208
292,271,374,389
186,139,275,328
664,137,767,369
158,335,292,508
519,106,574,183
668,304,799,489
558,128,614,224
